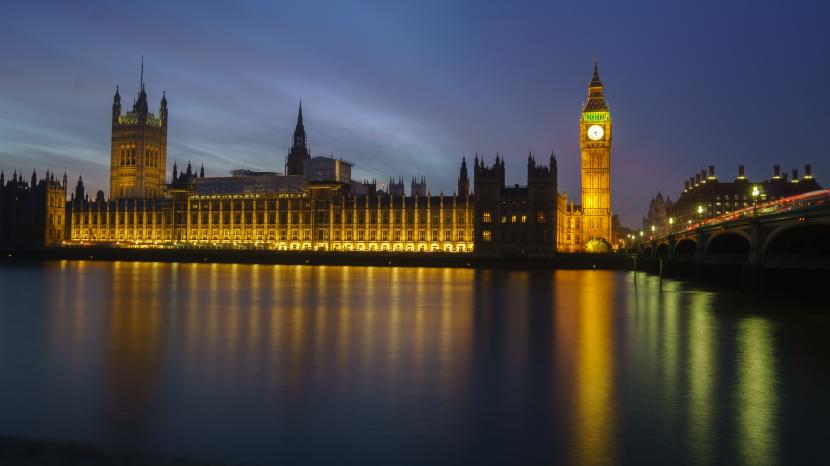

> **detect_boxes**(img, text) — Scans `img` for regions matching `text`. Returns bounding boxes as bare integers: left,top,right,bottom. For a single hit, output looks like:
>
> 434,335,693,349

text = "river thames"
0,261,827,465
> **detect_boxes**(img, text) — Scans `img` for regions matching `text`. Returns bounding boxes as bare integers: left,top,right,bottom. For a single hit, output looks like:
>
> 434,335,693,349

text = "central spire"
286,100,311,176
292,101,306,149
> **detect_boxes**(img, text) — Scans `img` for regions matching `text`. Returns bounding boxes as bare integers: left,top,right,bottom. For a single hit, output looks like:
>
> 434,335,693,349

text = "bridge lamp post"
751,186,760,215
697,204,704,225
668,217,674,234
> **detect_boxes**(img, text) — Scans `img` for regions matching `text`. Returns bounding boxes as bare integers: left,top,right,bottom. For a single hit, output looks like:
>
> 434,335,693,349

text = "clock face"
587,124,604,141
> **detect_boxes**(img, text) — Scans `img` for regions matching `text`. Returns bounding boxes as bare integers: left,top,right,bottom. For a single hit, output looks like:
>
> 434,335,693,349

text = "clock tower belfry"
579,60,612,251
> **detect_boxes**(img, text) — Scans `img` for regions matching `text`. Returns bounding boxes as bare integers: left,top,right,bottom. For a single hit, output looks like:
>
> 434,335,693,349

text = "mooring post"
633,256,638,284
659,258,663,293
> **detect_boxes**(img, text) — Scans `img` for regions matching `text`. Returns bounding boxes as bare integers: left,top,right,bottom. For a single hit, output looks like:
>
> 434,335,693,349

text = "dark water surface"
0,261,828,465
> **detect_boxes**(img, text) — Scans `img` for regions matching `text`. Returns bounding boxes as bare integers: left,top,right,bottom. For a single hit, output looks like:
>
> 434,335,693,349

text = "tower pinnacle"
584,59,607,111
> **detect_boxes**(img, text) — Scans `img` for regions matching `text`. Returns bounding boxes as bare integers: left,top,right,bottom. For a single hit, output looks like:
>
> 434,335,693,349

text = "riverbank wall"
2,246,634,270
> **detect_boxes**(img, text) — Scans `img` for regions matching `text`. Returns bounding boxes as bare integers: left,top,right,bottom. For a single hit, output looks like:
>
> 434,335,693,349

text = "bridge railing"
677,188,830,233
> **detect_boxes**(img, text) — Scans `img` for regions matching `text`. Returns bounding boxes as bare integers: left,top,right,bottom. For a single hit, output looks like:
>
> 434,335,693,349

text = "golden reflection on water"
36,262,789,464
737,317,778,466
687,292,716,465
556,271,616,466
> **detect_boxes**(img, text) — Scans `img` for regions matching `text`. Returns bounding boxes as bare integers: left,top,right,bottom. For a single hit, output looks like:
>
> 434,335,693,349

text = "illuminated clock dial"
587,124,604,141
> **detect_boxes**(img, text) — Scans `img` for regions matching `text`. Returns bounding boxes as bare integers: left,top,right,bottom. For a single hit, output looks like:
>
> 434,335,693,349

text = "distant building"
387,178,405,197
0,170,66,249
670,164,822,226
304,156,352,184
410,177,427,197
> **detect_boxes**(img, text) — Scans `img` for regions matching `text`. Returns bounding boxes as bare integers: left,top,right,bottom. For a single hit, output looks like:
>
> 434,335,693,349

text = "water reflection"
737,317,777,466
0,262,818,465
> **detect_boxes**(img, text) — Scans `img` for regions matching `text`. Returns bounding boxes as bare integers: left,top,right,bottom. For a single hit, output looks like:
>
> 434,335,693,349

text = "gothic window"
482,211,491,223
536,211,546,223
483,230,492,242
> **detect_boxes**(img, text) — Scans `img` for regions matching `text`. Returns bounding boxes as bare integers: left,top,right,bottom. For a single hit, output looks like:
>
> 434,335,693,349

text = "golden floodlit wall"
69,188,475,253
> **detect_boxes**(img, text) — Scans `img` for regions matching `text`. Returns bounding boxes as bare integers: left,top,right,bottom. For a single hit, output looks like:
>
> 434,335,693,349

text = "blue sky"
1,0,827,226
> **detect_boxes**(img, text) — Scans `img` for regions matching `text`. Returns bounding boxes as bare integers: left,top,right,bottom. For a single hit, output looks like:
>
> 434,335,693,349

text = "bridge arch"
674,238,697,261
704,230,751,264
762,220,830,257
656,242,670,259
763,221,830,268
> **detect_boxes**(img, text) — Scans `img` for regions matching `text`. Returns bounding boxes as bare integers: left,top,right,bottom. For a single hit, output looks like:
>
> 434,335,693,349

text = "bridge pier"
748,219,763,266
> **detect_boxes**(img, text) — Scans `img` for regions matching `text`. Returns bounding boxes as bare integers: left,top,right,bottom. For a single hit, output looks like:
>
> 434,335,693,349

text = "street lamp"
697,204,704,224
668,216,674,234
751,185,760,215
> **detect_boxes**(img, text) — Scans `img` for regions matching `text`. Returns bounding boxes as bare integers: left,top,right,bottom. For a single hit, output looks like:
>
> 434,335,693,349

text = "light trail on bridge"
678,189,830,232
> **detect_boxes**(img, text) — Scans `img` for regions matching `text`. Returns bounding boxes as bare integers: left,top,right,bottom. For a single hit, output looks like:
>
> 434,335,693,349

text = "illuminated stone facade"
68,61,619,255
70,180,475,252
556,62,613,252
109,64,168,200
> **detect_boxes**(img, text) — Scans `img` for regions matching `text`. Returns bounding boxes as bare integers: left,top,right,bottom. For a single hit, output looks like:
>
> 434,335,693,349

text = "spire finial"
140,55,144,90
590,58,602,88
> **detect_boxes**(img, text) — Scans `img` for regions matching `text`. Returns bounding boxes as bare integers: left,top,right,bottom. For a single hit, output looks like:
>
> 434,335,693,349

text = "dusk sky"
1,0,827,226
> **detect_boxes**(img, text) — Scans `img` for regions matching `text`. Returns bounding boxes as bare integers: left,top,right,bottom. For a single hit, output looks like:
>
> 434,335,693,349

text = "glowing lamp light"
669,217,674,225
697,205,704,214
751,186,760,198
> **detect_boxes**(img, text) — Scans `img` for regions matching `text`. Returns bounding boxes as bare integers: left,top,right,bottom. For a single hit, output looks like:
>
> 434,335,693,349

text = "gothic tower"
110,59,168,200
286,102,310,176
579,60,612,251
457,157,470,197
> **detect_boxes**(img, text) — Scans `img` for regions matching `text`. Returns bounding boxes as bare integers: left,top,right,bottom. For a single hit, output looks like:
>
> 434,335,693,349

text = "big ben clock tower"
579,60,612,251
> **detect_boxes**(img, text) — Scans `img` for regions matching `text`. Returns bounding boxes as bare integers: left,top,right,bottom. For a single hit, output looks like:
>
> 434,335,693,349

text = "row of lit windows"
481,211,545,224
186,204,470,225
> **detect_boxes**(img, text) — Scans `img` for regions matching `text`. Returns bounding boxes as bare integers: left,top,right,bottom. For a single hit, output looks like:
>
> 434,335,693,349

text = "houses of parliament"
1,63,614,254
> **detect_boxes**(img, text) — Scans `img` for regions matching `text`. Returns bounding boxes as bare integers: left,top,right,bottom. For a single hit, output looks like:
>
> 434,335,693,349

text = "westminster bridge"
642,189,830,270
